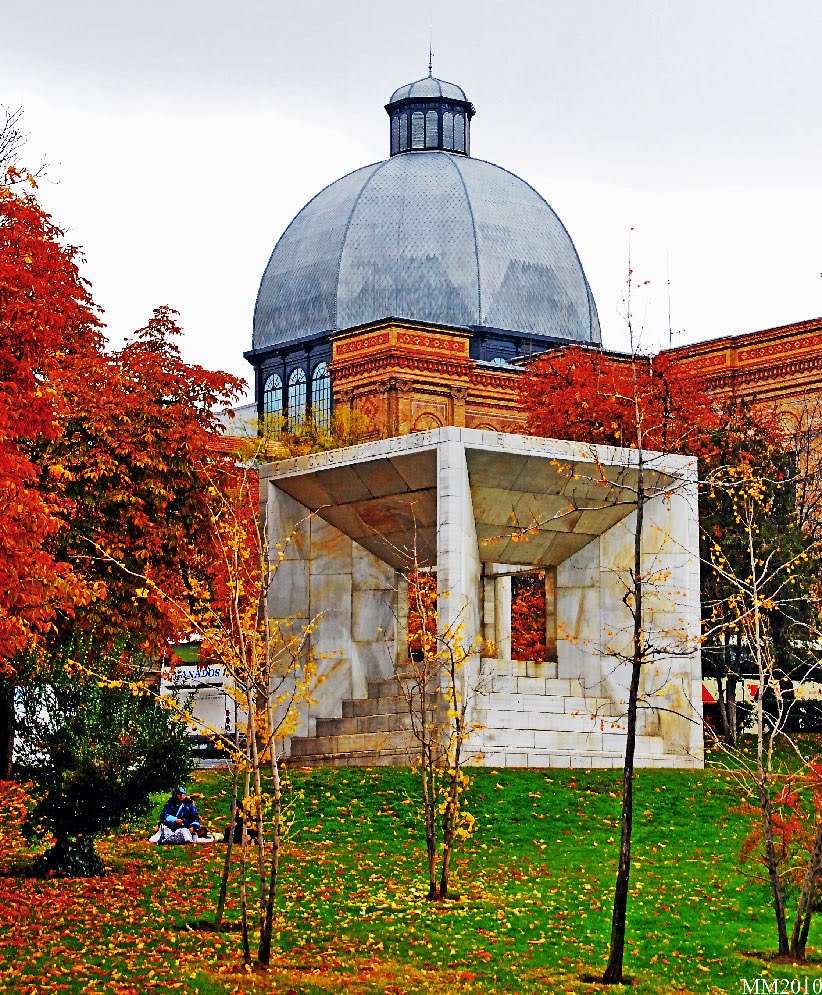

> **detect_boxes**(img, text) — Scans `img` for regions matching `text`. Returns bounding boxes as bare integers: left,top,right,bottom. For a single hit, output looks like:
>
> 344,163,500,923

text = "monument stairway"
288,675,432,767
287,657,667,768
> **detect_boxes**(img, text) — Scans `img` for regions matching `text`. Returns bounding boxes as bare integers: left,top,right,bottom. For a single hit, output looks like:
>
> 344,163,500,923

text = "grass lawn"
2,743,822,994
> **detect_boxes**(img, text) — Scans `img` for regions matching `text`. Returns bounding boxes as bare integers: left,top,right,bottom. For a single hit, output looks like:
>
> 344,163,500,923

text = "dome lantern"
385,74,475,156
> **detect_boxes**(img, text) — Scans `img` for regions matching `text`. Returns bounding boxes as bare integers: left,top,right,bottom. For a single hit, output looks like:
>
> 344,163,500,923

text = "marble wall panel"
268,560,309,619
266,484,311,561
494,576,512,659
556,586,601,649
309,572,352,652
352,641,394,683
557,629,593,682
352,543,396,590
309,516,353,574
352,589,395,643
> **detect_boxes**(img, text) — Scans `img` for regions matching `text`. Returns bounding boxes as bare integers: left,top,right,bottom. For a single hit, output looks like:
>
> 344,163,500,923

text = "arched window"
263,373,283,433
391,115,399,155
425,110,438,148
311,362,332,427
399,112,408,151
411,112,424,149
287,367,307,428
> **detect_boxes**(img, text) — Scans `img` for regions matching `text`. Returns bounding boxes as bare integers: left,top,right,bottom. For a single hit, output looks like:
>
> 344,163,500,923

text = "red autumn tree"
45,305,245,652
511,572,548,662
520,344,719,455
0,169,246,774
0,171,103,664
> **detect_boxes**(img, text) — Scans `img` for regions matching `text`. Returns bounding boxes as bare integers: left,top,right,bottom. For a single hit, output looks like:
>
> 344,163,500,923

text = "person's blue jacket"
160,795,200,829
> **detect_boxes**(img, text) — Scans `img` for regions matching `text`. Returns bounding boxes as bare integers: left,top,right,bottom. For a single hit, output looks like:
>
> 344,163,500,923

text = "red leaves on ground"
0,781,226,993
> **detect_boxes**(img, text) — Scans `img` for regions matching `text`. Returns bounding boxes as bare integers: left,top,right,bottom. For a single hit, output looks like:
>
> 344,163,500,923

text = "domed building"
246,73,602,436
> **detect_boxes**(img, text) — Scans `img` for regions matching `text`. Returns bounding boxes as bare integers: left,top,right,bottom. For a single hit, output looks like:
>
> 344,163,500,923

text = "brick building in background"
245,73,821,439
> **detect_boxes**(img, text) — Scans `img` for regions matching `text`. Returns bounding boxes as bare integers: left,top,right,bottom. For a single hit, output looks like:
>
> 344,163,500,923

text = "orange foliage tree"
0,170,245,774
510,572,547,662
520,345,718,455
0,171,103,664
44,305,245,650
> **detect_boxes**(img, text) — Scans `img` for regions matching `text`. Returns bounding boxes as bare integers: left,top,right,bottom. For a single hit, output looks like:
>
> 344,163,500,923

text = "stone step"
366,678,402,699
290,728,417,758
315,711,423,737
342,695,405,718
479,730,665,754
483,674,591,696
473,707,625,734
367,675,443,698
286,748,414,768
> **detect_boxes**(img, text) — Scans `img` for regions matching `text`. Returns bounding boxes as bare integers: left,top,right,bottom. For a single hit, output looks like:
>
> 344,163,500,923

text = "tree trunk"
422,741,437,901
758,775,790,955
241,681,269,953
239,770,252,964
215,762,240,928
726,668,738,745
439,663,464,901
602,458,644,985
258,750,282,966
0,679,15,779
750,573,789,958
716,672,730,739
439,763,457,900
790,817,822,959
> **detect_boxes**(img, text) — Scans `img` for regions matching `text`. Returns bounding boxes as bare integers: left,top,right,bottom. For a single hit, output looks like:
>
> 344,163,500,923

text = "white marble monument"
262,428,703,769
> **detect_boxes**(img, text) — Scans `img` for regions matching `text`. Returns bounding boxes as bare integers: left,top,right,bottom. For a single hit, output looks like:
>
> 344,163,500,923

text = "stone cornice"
705,354,822,394
667,316,822,368
468,368,522,390
331,353,474,381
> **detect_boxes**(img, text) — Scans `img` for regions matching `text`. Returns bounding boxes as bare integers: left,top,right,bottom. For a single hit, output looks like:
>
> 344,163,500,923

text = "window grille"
263,373,283,433
311,362,331,427
442,111,453,150
411,112,424,149
425,110,438,148
454,114,465,152
287,367,307,428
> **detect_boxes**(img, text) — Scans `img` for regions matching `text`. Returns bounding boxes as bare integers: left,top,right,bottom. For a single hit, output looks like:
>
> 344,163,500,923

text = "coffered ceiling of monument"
267,431,678,571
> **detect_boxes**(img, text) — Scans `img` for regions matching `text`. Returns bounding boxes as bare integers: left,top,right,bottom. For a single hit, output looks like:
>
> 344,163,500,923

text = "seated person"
152,786,213,843
160,786,201,832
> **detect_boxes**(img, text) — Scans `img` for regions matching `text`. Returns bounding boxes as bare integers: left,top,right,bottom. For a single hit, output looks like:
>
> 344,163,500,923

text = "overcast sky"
4,0,821,401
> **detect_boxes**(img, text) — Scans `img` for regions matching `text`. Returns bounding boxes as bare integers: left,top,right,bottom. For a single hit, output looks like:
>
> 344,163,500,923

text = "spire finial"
428,24,433,76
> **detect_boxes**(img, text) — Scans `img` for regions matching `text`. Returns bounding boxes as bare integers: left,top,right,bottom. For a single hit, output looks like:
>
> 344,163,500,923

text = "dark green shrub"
15,650,192,876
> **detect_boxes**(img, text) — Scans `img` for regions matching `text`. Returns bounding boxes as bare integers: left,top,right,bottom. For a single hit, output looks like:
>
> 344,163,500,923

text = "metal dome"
253,151,601,350
388,75,468,103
